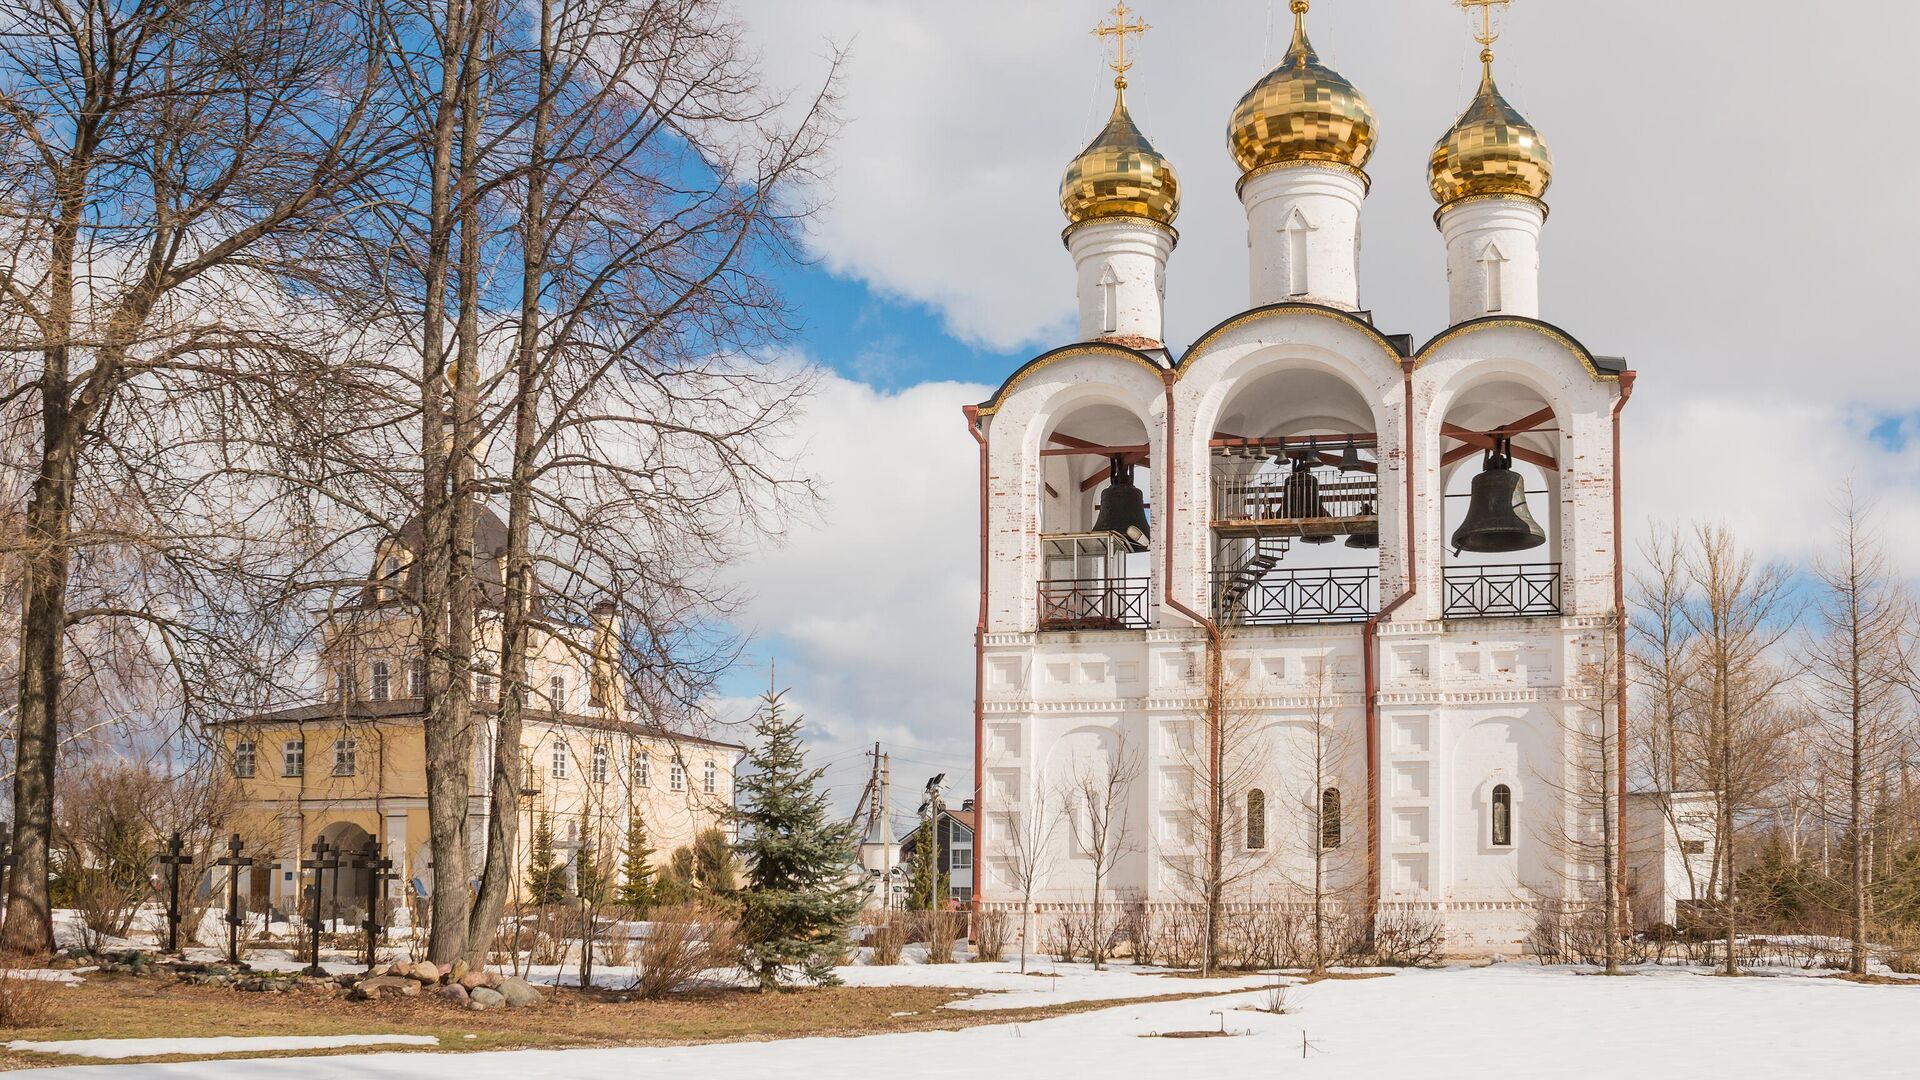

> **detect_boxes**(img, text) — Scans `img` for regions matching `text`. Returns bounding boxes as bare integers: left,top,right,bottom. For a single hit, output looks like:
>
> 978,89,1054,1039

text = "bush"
917,911,961,964
1363,908,1447,967
867,918,906,965
973,911,1008,962
0,971,58,1030
633,903,741,999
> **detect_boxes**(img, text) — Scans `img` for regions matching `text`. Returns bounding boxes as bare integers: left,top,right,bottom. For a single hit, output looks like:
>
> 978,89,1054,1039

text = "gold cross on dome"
1094,3,1151,86
1457,0,1511,64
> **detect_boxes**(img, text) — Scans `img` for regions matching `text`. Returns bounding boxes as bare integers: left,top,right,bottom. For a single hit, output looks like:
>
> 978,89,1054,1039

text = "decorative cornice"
1414,316,1621,383
1236,157,1372,199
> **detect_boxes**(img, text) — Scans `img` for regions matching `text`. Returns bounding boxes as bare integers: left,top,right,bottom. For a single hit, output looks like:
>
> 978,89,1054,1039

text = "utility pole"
881,752,896,913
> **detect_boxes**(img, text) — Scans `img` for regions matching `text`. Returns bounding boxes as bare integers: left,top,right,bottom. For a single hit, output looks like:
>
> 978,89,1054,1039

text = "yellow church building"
212,505,742,916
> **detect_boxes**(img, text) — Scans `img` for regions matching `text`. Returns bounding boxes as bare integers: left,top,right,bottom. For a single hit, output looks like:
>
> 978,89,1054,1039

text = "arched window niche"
1246,789,1267,851
1037,397,1155,632
1437,374,1565,620
1490,783,1514,848
1320,788,1343,850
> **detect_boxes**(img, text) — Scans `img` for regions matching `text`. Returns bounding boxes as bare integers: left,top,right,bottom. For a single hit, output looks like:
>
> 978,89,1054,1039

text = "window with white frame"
408,659,424,698
592,744,609,784
332,737,356,777
283,739,305,777
670,761,685,792
474,673,496,703
233,740,256,778
334,666,355,702
551,741,568,779
702,759,716,794
549,674,567,711
369,660,391,702
635,750,651,787
1491,784,1514,847
1246,789,1267,850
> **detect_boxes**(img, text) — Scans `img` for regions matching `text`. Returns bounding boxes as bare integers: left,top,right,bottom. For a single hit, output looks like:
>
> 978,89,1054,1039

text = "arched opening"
1438,377,1562,619
1038,399,1154,631
1491,784,1514,847
1208,364,1382,626
1320,788,1343,850
316,821,376,921
1246,789,1267,851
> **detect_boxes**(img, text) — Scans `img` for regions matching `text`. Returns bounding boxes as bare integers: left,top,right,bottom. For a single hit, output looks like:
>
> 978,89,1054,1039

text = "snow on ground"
830,959,1275,1011
23,963,1920,1079
0,968,87,984
8,1034,439,1060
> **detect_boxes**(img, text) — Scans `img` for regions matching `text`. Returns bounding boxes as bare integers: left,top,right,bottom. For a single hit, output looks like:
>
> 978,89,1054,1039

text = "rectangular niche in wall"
1456,649,1483,675
1262,655,1287,680
1081,660,1109,684
1227,657,1252,682
1492,649,1519,674
1160,653,1194,686
988,724,1022,756
1392,645,1430,679
989,657,1023,689
1393,807,1431,845
1045,661,1072,686
1390,715,1431,754
989,768,1020,803
1115,661,1141,686
1392,762,1431,799
1392,853,1431,893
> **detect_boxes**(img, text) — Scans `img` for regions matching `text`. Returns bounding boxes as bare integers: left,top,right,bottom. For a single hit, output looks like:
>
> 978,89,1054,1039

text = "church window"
551,741,568,780
332,737,357,777
369,661,391,702
549,674,567,711
592,744,609,784
702,759,717,795
233,741,256,779
1491,784,1513,847
1245,789,1267,851
1320,788,1343,849
283,739,305,777
670,761,685,792
408,660,424,699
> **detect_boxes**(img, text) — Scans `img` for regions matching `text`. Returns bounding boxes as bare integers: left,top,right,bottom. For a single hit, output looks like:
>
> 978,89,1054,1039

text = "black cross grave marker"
0,840,14,921
213,834,255,966
350,838,395,970
154,832,194,955
299,837,340,976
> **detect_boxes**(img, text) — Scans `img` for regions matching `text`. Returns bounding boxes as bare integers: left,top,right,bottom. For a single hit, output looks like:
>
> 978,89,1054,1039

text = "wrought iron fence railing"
1037,577,1151,631
1442,563,1562,618
1211,566,1378,626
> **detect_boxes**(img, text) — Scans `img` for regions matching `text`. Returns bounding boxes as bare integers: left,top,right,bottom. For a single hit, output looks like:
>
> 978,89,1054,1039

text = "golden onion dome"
1060,81,1180,230
1429,57,1554,209
1227,1,1376,181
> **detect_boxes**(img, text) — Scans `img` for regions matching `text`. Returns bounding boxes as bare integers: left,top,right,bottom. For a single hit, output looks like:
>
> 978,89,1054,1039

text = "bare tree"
1058,732,1140,970
1284,663,1358,975
1160,661,1276,974
1545,624,1627,973
0,0,401,955
1680,524,1801,975
992,783,1061,974
1802,489,1914,975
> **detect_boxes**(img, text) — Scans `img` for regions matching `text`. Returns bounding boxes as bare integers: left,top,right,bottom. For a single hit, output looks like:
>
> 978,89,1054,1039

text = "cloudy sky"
711,0,1920,820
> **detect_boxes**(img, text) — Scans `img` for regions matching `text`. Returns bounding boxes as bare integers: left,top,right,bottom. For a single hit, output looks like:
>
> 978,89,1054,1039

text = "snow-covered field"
25,963,1920,1079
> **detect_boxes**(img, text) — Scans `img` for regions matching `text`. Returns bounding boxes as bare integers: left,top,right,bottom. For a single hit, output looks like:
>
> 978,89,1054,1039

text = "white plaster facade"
967,153,1640,958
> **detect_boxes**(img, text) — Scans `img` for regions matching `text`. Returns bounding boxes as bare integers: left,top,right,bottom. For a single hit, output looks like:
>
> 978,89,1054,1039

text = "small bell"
1450,438,1546,554
1345,502,1380,549
1339,437,1363,473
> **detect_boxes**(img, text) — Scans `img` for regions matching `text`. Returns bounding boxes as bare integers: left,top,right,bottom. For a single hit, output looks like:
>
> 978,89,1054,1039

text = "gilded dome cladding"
1227,9,1376,177
1060,86,1181,229
1429,67,1553,208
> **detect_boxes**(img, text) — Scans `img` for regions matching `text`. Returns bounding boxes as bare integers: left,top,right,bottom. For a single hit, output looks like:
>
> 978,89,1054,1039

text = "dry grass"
0,971,1234,1069
0,972,59,1029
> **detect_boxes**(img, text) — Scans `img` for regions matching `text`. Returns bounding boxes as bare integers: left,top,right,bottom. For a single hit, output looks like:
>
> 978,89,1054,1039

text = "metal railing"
1212,566,1378,626
1442,563,1562,619
1037,577,1151,631
1211,464,1379,528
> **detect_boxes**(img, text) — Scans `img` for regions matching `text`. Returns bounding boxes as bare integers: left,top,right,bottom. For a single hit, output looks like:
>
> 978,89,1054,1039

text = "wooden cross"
1093,3,1150,84
351,839,396,971
154,832,194,955
299,838,340,976
213,834,254,966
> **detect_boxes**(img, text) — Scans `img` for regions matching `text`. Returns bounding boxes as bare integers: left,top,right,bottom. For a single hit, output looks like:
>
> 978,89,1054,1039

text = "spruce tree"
906,805,939,910
617,810,658,914
733,690,862,988
526,814,566,906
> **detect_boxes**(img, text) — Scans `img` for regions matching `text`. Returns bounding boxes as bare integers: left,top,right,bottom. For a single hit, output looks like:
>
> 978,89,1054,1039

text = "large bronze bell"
1450,439,1546,554
1092,455,1150,550
1282,455,1334,544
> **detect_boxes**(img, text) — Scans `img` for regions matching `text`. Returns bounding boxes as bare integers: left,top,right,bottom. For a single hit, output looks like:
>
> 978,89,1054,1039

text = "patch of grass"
1826,973,1920,987
0,973,1238,1069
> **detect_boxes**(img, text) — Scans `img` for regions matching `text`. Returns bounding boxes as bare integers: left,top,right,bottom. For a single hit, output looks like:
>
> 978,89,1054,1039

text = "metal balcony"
1211,465,1379,542
1442,563,1562,619
1212,566,1378,626
1037,577,1151,631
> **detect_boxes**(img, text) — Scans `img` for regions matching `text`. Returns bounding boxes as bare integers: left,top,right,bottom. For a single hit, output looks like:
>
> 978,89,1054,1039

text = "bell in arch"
1282,454,1334,544
1450,438,1546,554
1345,502,1380,550
1092,455,1150,551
